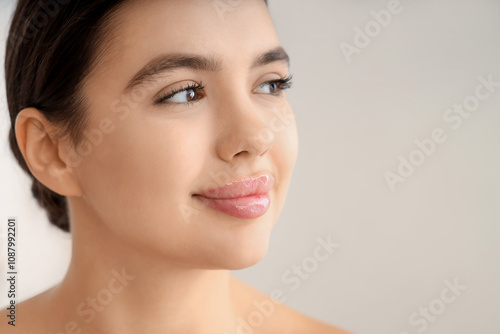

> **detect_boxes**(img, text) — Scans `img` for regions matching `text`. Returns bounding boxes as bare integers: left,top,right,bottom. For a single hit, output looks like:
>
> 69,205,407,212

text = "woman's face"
71,0,298,269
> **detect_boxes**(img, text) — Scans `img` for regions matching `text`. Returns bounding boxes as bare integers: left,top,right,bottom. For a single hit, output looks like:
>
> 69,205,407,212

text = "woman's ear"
14,107,83,197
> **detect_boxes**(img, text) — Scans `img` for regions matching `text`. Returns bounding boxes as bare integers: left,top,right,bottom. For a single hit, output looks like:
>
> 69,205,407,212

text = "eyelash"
153,74,294,105
266,74,294,93
154,82,207,105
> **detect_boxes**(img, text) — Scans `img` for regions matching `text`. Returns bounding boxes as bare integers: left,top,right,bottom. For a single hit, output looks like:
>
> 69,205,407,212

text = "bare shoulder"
0,288,55,334
229,275,355,334
0,306,17,333
269,300,355,334
0,300,36,333
291,313,355,334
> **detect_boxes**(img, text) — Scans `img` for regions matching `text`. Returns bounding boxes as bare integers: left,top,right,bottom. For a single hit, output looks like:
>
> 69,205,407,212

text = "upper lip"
194,174,274,199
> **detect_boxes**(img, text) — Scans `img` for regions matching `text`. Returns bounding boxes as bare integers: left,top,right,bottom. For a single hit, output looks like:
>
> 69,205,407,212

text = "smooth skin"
1,0,353,333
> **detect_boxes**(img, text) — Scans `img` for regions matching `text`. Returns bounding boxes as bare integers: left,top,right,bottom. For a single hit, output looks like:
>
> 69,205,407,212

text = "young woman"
2,0,353,333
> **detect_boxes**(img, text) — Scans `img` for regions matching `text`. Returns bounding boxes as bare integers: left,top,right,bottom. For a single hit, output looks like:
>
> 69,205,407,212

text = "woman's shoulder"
2,278,356,334
266,303,355,334
229,275,355,334
0,288,55,334
0,300,36,333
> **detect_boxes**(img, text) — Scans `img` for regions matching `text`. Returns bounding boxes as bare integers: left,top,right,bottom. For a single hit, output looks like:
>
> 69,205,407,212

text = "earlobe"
14,107,83,197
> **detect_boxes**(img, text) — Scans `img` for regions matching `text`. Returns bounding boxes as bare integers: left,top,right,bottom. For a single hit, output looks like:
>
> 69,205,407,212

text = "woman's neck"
46,202,240,334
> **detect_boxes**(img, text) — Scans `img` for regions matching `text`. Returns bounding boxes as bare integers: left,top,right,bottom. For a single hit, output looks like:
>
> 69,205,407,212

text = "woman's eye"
155,84,205,105
255,82,279,94
254,76,293,96
168,88,198,103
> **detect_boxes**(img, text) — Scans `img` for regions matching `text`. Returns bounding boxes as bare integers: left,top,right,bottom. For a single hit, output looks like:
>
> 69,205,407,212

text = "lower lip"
193,193,271,219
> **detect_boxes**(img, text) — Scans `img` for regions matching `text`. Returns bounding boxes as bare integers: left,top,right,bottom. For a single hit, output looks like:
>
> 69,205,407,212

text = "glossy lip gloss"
193,174,274,219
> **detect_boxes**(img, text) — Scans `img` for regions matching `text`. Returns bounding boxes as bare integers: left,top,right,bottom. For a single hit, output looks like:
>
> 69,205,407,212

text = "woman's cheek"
272,103,298,163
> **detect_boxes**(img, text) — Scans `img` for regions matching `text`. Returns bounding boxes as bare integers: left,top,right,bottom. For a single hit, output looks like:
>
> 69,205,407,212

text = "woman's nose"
215,95,274,163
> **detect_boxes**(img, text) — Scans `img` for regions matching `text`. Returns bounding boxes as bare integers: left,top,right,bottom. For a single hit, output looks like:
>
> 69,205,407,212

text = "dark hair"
5,0,269,232
5,0,133,232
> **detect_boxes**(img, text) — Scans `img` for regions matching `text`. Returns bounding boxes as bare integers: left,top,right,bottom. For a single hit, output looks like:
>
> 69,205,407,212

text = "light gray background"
1,1,499,333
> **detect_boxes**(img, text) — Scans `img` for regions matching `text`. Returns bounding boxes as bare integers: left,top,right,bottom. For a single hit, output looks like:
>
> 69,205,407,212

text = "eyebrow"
124,46,290,93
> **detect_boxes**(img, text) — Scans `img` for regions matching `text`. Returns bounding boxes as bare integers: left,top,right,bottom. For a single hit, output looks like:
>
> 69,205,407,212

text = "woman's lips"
193,193,271,219
193,174,274,219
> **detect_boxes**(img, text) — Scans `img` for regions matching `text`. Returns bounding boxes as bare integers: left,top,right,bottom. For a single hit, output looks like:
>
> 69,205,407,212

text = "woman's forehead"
104,0,273,46
90,0,280,86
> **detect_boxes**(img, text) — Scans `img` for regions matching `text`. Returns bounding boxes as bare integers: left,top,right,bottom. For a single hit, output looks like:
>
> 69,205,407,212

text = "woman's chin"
194,236,272,271
224,244,270,270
